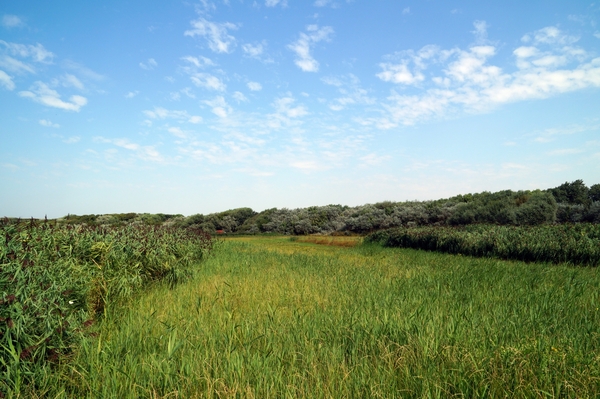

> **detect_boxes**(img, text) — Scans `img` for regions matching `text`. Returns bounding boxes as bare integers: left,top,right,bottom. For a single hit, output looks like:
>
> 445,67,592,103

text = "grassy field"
26,236,600,398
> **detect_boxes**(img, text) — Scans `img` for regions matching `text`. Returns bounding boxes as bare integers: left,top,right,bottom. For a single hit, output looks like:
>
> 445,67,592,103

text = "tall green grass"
37,237,600,398
0,219,213,397
366,223,600,266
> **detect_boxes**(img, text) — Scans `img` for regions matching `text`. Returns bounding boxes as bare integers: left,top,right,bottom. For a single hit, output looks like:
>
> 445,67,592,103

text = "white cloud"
247,81,262,91
2,15,24,29
94,137,164,163
204,96,232,118
290,161,319,170
377,45,446,86
273,97,308,118
522,26,579,46
181,55,215,68
360,153,391,167
190,72,226,91
125,91,139,98
19,82,87,111
377,62,424,85
60,74,84,90
143,106,202,124
63,136,80,144
39,119,60,128
0,55,35,74
375,25,600,126
472,20,489,44
402,7,410,15
267,96,308,129
139,58,157,70
242,42,264,58
185,18,238,54
548,148,583,156
0,41,54,63
181,87,195,98
168,126,187,138
266,0,287,7
0,70,15,90
322,73,375,110
288,25,334,72
232,91,248,102
0,41,55,76
62,60,105,81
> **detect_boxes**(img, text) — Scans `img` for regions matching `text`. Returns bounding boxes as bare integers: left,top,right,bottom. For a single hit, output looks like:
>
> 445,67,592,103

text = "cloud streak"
185,18,238,53
288,25,334,72
19,81,87,111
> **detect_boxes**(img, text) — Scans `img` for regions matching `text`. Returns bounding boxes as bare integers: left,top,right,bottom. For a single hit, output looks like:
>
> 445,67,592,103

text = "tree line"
48,180,600,235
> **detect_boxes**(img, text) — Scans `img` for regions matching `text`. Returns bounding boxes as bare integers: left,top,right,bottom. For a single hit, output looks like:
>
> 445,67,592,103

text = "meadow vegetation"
27,237,600,398
3,180,600,397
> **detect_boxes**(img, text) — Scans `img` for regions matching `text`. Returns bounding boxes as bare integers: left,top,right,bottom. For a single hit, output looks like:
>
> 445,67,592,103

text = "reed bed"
366,223,600,266
0,218,213,397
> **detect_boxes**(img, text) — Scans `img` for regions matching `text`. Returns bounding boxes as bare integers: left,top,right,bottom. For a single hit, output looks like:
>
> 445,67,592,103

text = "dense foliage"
365,223,600,266
0,219,213,396
13,180,598,237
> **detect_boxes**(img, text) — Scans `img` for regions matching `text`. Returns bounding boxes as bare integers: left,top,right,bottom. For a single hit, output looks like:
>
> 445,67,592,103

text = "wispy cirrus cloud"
288,25,334,72
0,40,54,63
139,58,157,70
39,119,60,128
19,81,87,111
0,70,15,90
204,96,232,118
94,136,164,163
321,73,375,111
190,72,226,91
143,106,202,124
247,81,262,91
242,41,273,63
181,55,215,69
62,60,105,81
2,15,25,29
265,0,287,7
0,41,54,78
54,73,84,90
185,17,238,53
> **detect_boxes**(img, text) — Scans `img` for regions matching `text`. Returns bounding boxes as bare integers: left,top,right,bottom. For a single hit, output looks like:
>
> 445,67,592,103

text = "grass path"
45,236,600,398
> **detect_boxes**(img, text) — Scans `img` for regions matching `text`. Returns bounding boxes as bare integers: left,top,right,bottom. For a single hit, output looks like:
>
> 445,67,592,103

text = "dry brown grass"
292,235,362,247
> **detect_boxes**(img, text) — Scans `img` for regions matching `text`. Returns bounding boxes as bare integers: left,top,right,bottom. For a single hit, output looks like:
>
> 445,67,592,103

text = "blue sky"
1,1,600,218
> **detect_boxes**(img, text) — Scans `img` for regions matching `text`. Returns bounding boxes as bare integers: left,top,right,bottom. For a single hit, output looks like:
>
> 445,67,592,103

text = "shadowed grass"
35,237,600,398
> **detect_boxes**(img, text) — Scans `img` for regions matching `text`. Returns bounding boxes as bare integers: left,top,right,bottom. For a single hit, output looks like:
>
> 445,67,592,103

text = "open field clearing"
31,236,600,398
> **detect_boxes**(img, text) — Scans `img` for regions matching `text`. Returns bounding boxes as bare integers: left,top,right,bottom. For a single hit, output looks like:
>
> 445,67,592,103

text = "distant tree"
549,180,589,205
589,184,600,202
515,190,557,225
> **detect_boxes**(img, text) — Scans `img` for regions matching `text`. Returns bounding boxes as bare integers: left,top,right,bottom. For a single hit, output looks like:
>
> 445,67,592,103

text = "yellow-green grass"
39,237,600,398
